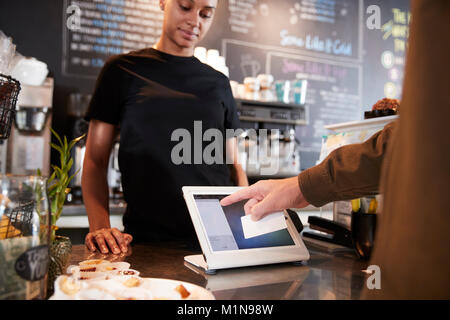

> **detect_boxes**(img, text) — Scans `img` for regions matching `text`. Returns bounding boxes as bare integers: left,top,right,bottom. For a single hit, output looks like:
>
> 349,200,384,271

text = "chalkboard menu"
215,0,360,59
200,0,410,168
63,0,164,78
58,0,410,169
362,0,410,111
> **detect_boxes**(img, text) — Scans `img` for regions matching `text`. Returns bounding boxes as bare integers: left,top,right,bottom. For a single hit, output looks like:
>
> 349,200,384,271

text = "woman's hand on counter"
85,227,133,254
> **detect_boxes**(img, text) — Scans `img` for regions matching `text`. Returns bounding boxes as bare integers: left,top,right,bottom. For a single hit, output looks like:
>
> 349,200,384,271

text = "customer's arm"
221,121,396,220
299,121,396,207
82,119,132,254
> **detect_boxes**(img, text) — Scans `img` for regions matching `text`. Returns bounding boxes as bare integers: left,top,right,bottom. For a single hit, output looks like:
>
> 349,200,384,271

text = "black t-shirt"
86,48,240,245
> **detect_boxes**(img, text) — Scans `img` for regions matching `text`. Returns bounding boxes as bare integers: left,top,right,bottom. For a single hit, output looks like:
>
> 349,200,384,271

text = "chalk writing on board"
62,0,163,78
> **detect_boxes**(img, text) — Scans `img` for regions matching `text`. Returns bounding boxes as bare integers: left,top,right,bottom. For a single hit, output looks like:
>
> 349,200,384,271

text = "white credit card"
241,212,287,239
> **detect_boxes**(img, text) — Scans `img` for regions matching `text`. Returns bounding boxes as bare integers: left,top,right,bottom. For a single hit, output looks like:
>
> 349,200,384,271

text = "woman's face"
161,0,217,52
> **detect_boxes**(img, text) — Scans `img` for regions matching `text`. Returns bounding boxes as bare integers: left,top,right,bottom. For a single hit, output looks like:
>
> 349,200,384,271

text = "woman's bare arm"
226,137,249,186
82,120,132,254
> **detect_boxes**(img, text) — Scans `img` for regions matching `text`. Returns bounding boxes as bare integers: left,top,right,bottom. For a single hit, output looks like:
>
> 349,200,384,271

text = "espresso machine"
65,93,123,203
5,77,53,176
235,99,307,183
65,93,89,203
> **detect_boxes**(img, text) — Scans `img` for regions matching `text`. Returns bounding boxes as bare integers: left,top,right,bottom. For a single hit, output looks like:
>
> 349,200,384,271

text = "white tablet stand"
184,254,217,274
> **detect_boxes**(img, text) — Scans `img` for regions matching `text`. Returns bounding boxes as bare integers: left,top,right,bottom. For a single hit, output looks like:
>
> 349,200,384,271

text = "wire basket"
0,73,21,139
0,201,34,239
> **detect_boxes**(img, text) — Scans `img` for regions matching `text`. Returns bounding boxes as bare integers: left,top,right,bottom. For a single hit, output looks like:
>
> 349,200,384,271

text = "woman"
82,0,248,254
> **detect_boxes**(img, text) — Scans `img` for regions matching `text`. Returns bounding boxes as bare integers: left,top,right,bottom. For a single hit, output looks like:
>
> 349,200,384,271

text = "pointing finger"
220,186,258,206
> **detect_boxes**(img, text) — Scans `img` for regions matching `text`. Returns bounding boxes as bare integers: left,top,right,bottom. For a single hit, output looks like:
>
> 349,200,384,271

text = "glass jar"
0,175,50,300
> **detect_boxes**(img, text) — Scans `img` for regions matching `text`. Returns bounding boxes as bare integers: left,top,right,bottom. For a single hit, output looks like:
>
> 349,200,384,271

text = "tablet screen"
194,195,295,252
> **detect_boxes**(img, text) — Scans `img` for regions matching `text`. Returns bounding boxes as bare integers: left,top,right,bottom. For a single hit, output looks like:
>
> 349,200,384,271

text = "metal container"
14,106,50,133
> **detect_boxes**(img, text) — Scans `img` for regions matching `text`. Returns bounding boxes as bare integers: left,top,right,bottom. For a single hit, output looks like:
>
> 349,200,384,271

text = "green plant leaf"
50,127,63,147
51,143,63,155
66,157,74,173
63,136,68,154
67,171,79,186
48,183,57,191
53,166,63,180
68,134,86,151
48,129,85,231
47,171,56,185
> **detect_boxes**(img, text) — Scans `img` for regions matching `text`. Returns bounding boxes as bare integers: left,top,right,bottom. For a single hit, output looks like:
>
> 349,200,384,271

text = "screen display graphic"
194,195,294,252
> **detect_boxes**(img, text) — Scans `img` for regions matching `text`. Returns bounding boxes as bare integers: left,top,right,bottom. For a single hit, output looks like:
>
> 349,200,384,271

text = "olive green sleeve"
298,121,397,207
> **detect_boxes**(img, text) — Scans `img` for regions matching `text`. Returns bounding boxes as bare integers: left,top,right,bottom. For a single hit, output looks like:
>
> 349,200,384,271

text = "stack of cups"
243,77,260,100
194,47,207,63
291,79,308,105
275,80,291,104
257,74,274,102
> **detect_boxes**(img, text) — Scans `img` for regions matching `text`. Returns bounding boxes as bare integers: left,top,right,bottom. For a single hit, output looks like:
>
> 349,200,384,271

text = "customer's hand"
85,227,133,254
220,177,310,221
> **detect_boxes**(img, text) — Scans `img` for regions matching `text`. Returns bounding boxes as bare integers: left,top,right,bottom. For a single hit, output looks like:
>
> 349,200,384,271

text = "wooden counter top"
68,242,369,300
